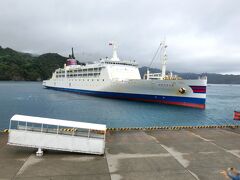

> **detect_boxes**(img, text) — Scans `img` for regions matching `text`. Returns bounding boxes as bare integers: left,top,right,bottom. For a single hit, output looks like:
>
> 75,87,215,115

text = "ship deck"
1,128,240,179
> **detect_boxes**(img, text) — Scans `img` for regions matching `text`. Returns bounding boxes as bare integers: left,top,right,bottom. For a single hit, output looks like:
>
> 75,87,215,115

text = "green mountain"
0,46,66,81
0,46,239,84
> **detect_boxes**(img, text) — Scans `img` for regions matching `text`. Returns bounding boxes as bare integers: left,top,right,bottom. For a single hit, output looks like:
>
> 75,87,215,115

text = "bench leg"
36,148,43,157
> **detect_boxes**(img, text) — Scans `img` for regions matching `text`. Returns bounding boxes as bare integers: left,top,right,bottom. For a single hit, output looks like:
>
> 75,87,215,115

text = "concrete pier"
0,128,240,179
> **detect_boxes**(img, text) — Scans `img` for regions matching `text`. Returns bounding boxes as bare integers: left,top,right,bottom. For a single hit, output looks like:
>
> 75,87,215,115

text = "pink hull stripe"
105,96,205,109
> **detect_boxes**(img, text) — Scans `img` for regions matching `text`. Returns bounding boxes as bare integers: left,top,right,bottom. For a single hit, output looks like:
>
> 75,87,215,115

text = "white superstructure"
43,43,207,109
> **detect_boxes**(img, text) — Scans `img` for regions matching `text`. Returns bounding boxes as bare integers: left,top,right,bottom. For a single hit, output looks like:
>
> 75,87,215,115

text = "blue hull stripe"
45,86,206,105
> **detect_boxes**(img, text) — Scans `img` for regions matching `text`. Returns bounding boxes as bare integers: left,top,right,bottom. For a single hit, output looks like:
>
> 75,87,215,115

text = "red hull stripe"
107,97,205,109
190,86,206,89
192,90,206,93
189,86,207,94
234,111,240,116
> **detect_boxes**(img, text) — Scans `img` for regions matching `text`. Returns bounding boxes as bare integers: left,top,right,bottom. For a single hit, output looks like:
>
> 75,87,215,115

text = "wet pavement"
0,128,240,180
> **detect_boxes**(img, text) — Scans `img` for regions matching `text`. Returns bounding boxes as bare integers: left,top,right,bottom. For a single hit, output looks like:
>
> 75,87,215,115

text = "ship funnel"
66,48,77,66
71,47,75,59
109,42,120,61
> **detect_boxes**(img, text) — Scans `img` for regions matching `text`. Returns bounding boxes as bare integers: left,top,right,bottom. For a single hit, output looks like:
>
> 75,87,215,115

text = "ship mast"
109,42,120,61
160,41,167,79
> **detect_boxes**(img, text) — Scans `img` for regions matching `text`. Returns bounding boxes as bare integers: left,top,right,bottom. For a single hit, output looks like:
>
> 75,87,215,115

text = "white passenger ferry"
43,42,207,109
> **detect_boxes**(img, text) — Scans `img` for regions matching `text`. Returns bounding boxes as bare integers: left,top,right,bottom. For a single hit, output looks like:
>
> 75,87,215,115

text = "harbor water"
0,81,239,129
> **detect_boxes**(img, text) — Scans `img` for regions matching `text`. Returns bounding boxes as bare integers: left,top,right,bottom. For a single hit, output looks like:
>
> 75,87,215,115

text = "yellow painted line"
106,125,239,131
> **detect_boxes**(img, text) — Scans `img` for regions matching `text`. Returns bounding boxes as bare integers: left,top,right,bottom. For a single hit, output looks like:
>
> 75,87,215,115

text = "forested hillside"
0,46,66,81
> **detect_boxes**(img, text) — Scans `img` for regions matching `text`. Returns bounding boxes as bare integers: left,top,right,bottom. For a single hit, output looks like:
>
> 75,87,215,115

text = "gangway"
7,114,106,156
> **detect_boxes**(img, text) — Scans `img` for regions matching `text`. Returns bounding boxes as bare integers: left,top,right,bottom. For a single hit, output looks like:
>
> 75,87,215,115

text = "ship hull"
43,79,206,109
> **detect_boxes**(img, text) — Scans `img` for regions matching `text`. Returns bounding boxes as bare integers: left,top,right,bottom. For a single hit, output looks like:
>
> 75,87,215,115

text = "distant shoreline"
0,80,239,85
1,46,240,84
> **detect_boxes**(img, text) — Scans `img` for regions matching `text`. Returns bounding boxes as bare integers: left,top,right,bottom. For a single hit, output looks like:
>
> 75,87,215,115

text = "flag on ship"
234,111,240,120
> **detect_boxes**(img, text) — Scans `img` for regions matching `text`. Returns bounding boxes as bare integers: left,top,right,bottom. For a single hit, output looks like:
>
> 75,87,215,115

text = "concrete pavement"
0,128,240,180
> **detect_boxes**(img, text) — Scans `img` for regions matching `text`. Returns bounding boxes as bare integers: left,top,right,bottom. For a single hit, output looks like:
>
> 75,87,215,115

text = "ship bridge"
101,59,138,67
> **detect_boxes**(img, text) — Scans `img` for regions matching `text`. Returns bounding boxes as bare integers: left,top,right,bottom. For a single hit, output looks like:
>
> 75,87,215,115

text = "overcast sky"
0,0,240,74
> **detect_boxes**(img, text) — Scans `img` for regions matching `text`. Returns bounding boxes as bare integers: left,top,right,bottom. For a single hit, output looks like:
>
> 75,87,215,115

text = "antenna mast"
109,42,120,61
160,41,167,79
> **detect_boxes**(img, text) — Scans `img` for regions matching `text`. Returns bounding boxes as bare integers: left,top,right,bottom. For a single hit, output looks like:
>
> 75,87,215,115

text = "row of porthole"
55,75,101,79
157,83,174,87
54,79,105,82
67,73,101,77
69,79,105,82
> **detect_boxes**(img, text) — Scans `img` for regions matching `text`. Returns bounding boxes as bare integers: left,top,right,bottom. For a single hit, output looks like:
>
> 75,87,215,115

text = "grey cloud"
0,0,239,74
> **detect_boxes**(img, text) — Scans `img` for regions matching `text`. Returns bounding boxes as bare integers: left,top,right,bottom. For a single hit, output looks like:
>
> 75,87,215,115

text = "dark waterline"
0,81,240,129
